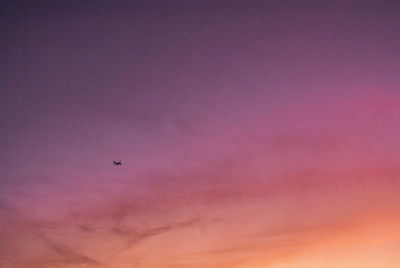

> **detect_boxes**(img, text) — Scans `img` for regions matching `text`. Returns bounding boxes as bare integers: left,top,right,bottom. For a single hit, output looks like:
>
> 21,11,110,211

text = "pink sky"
1,1,400,267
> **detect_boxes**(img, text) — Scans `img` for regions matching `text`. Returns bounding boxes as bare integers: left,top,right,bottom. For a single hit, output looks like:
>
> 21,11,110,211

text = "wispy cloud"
39,235,99,265
113,218,201,255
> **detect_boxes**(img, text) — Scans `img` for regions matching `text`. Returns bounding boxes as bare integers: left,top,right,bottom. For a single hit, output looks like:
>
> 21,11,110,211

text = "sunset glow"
2,1,400,267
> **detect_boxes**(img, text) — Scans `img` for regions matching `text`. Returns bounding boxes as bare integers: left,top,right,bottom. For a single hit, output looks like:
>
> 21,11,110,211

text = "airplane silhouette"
113,161,122,165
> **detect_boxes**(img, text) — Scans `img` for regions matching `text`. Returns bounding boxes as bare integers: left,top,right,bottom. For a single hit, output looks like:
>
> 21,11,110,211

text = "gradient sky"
2,0,400,267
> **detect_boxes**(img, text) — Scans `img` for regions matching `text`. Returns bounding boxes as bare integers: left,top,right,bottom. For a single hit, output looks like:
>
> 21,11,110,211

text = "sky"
1,0,400,267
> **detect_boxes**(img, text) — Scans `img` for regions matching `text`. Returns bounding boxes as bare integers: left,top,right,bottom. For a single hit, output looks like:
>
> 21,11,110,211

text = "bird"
113,161,122,165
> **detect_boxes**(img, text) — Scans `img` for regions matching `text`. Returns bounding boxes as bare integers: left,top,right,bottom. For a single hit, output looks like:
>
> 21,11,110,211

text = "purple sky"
2,1,400,267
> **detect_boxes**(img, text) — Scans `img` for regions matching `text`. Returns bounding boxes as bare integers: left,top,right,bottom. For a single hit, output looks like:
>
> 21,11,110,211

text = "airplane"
113,161,122,165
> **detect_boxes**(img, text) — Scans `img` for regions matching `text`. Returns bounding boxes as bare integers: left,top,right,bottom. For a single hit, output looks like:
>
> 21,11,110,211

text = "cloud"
79,224,96,233
0,201,99,267
113,218,201,255
39,235,99,265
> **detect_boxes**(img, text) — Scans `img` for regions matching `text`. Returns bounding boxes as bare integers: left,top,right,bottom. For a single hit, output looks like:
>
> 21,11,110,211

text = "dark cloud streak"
113,218,201,255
